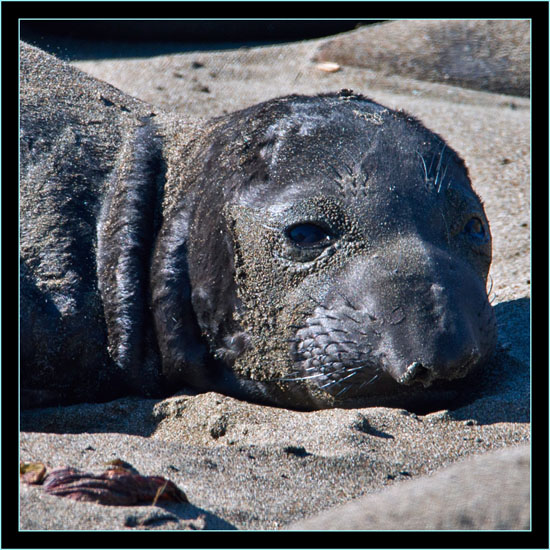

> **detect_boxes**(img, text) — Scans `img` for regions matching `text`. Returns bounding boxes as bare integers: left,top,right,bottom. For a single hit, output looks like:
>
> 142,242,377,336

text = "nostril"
397,361,434,387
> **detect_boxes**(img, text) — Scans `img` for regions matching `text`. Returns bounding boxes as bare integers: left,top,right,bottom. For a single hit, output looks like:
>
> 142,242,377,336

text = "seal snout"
384,291,488,388
396,348,482,388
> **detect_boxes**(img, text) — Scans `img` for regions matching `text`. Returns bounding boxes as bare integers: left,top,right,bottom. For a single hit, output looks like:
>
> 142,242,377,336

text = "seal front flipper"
97,118,166,396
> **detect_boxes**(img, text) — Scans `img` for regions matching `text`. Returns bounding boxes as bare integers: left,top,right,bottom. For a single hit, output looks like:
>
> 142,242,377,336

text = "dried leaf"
41,466,187,506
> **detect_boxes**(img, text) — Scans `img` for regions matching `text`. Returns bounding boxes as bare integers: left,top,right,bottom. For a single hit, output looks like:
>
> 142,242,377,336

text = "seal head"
156,91,497,409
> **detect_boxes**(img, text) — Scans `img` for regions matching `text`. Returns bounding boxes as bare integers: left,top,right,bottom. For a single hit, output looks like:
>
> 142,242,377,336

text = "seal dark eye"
286,223,333,247
463,217,488,243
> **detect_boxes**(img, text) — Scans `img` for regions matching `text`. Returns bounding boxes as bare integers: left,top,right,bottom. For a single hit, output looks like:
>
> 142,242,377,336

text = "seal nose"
397,362,434,387
396,347,482,387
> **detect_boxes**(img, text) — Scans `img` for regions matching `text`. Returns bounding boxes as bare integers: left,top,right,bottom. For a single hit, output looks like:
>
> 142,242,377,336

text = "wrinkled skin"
20,42,496,410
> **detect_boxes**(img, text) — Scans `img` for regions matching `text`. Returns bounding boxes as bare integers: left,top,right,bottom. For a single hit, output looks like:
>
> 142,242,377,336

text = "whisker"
417,151,429,187
319,378,339,390
440,163,449,192
275,372,326,382
361,373,380,387
434,144,447,193
339,371,361,384
486,274,494,297
346,364,369,372
335,385,353,397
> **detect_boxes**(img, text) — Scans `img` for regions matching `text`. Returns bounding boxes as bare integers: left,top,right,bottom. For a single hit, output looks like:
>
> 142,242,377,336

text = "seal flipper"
97,118,165,396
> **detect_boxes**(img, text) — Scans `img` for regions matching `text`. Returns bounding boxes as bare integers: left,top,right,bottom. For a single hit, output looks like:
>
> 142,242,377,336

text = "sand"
19,21,531,535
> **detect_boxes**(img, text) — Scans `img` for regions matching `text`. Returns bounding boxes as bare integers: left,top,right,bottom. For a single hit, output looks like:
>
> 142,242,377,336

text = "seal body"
19,43,169,405
20,43,497,409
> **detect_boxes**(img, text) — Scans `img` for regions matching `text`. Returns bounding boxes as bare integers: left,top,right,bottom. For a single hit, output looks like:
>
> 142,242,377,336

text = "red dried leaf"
42,467,187,506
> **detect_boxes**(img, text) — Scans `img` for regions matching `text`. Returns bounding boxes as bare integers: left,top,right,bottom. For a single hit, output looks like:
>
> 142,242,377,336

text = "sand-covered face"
190,93,496,409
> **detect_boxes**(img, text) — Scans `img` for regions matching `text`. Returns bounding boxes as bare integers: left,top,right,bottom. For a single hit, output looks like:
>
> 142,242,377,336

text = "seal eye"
286,223,333,247
463,217,488,243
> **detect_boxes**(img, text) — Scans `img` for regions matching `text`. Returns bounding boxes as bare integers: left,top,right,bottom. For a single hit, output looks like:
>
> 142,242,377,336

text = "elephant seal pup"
20,42,497,410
